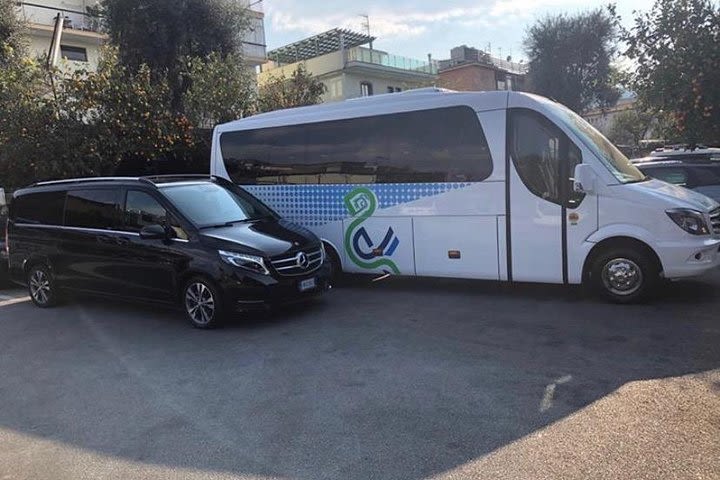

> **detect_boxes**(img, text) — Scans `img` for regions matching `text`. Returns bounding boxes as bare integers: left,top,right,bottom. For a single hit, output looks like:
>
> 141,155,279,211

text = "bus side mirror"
573,164,596,194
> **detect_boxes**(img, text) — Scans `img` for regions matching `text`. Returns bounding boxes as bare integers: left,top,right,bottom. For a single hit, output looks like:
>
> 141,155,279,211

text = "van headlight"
218,250,270,275
666,209,710,235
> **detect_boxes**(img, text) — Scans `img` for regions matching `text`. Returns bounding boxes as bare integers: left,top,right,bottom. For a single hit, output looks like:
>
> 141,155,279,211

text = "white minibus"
211,88,720,302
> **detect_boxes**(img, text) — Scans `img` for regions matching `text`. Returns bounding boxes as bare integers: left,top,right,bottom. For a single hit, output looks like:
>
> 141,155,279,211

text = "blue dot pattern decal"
244,183,473,227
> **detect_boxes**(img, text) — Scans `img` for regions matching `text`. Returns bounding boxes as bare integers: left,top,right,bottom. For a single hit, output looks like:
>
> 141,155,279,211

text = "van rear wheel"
27,265,58,308
590,247,659,304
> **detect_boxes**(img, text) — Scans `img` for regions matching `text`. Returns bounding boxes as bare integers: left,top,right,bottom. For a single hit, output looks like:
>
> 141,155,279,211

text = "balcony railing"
347,47,438,75
17,2,103,33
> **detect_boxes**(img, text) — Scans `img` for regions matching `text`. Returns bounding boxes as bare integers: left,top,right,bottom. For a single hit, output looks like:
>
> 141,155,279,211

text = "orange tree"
0,48,194,188
623,0,720,145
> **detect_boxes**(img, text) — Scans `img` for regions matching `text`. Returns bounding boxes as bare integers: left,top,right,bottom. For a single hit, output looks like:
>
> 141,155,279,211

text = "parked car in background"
6,176,331,328
649,146,720,161
633,154,720,203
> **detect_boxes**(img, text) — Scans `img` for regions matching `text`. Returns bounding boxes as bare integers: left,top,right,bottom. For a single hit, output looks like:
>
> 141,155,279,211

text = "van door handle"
115,237,131,246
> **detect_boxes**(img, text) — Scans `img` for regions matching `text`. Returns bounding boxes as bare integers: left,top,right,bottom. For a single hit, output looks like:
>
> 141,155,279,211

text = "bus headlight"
218,250,270,275
666,209,710,235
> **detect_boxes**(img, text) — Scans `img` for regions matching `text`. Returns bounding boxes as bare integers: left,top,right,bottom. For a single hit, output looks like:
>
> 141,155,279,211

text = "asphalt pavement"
0,273,718,480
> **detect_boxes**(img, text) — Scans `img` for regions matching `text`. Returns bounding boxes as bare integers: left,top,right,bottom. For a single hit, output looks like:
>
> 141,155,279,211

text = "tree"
0,0,25,66
258,65,327,113
607,108,655,152
524,6,621,112
182,53,256,128
623,0,720,145
99,0,250,108
0,48,194,189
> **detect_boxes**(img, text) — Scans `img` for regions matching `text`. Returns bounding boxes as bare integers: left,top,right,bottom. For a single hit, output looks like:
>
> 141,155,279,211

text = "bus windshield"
550,103,646,184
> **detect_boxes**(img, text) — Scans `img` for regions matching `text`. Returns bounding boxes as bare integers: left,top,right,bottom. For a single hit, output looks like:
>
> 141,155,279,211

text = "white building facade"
259,29,438,103
16,0,266,72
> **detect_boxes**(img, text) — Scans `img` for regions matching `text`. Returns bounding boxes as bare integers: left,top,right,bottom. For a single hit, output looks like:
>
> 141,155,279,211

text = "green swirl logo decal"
343,187,401,274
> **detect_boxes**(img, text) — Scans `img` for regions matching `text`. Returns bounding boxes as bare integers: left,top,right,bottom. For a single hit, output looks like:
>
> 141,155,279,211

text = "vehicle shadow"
0,270,718,479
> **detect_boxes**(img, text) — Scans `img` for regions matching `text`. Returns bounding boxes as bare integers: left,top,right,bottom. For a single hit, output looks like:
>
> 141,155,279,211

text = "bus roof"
214,88,526,133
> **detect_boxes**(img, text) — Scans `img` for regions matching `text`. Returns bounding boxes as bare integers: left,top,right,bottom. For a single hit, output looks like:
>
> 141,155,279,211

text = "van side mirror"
573,164,597,194
139,224,167,240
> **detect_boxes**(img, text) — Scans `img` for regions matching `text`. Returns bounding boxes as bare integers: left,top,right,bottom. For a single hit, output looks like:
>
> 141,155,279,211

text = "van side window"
509,109,584,208
220,106,493,185
123,190,188,239
64,189,119,230
12,191,66,225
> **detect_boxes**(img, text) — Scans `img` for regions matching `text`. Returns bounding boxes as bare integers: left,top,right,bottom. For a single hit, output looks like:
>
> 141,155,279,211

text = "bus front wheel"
590,247,660,304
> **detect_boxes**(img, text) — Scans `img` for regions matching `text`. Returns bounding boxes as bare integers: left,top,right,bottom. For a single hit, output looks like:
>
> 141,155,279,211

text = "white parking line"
0,297,31,307
540,374,573,412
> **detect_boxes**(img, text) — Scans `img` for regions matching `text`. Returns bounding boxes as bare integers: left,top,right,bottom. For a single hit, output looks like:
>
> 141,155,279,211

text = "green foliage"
258,64,327,113
0,48,194,189
100,0,250,108
623,0,720,145
0,0,25,66
524,6,621,112
182,53,256,127
0,1,326,189
607,108,655,149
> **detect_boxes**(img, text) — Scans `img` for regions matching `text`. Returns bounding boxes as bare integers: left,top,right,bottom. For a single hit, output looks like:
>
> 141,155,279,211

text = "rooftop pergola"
267,28,375,64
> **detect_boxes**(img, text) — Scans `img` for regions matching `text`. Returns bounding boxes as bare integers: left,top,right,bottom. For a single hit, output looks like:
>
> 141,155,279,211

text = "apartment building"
15,0,266,72
259,29,438,102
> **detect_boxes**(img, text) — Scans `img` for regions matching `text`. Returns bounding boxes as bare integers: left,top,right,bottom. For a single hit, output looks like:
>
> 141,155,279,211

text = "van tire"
27,264,59,308
324,243,346,286
590,247,660,304
182,277,224,329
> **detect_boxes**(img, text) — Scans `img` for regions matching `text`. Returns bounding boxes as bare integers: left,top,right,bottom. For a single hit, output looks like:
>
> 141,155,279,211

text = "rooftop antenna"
360,14,373,51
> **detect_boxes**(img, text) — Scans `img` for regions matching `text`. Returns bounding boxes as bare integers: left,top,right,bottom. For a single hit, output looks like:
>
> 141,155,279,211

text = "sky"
262,0,655,63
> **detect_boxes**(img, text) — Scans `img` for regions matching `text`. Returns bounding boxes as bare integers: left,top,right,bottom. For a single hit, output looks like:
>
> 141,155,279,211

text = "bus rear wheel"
590,247,659,304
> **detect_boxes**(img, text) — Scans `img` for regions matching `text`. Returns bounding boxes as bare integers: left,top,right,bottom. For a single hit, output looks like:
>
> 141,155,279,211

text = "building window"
360,81,373,97
60,45,88,62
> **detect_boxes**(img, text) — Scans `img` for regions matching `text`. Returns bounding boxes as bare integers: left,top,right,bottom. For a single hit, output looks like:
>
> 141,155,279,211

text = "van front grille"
270,247,323,276
710,207,720,235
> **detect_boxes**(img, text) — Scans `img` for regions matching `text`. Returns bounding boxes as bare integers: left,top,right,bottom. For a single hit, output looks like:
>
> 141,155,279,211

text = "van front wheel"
590,248,659,304
182,277,224,329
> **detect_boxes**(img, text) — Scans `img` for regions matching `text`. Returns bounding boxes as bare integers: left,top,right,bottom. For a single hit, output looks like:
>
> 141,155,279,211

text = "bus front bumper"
657,237,720,279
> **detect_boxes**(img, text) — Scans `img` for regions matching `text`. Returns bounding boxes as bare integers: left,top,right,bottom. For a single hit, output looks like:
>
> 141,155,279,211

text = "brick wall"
438,64,498,91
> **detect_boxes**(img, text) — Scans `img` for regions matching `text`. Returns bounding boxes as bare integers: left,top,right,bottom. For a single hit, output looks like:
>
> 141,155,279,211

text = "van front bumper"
218,262,332,312
657,237,720,279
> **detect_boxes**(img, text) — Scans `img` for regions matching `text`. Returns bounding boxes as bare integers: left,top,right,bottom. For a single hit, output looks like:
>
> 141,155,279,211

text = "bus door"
506,106,598,284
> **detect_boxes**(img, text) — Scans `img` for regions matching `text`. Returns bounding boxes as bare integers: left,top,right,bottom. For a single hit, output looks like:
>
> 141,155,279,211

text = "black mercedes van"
7,176,331,328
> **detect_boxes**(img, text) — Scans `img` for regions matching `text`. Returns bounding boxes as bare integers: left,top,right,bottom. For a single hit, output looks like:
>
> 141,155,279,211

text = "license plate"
298,277,317,292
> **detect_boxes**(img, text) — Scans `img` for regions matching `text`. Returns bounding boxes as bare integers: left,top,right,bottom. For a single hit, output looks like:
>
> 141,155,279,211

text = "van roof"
15,175,220,196
215,88,524,133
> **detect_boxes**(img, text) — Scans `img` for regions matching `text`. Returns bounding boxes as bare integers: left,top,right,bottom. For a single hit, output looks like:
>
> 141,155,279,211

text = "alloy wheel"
185,282,216,326
29,269,51,305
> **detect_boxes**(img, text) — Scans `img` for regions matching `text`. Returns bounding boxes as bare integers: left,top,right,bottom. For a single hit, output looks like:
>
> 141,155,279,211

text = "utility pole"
47,13,64,69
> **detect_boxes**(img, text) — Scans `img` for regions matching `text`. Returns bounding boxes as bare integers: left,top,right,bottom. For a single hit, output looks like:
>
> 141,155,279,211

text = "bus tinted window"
220,106,493,184
13,191,66,225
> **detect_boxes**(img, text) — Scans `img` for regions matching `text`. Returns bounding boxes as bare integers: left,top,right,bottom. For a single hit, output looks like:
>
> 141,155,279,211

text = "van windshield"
549,103,646,184
161,182,275,228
